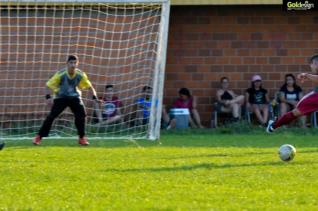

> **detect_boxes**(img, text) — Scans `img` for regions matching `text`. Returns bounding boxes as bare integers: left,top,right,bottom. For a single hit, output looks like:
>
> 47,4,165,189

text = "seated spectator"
136,86,170,126
93,85,123,125
170,88,204,128
279,74,306,127
216,77,245,122
245,75,270,126
136,86,152,125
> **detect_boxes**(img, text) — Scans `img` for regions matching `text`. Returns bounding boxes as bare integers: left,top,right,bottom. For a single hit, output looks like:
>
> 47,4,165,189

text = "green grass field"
1,130,318,210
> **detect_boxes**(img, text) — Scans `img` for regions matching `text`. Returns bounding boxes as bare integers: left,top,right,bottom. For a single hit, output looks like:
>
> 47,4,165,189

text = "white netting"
0,0,170,140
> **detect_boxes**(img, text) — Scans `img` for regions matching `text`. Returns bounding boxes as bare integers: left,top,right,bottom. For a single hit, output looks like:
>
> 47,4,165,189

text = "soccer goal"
0,0,170,140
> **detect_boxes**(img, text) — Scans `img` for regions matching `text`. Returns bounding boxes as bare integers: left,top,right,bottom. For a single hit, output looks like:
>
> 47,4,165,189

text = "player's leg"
279,103,300,128
34,98,68,144
289,104,307,128
68,98,88,145
267,91,318,132
268,109,301,131
273,92,317,129
291,102,307,128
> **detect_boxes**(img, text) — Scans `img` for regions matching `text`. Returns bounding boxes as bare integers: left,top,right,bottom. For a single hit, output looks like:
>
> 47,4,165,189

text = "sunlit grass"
0,132,317,210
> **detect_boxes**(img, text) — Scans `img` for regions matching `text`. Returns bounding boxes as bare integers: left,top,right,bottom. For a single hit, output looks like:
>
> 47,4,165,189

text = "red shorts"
297,91,318,115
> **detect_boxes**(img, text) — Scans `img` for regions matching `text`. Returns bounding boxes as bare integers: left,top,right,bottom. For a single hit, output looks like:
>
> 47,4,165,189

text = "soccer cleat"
266,120,275,133
33,135,42,145
78,137,89,146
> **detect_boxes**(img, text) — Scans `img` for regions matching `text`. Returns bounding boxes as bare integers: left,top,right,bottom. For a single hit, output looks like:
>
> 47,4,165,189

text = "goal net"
0,0,170,140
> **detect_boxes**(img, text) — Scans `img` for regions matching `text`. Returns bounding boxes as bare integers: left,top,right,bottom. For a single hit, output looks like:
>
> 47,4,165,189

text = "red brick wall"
164,5,318,125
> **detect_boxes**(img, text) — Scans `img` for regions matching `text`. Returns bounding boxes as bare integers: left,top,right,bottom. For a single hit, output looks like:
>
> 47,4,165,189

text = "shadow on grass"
103,160,318,173
1,139,148,149
160,149,318,162
159,151,274,160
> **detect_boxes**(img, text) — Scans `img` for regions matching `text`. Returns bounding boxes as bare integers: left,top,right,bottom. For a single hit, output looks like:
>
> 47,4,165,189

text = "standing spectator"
245,75,270,126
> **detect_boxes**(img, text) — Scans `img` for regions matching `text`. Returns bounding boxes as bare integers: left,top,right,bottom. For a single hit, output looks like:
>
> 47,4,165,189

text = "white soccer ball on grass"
279,144,296,162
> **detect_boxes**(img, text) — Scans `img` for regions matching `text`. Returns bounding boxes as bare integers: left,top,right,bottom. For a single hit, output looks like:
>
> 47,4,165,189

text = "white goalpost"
0,0,170,140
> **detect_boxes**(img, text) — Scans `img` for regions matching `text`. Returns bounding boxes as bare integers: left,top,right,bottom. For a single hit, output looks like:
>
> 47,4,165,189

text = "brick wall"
164,5,318,125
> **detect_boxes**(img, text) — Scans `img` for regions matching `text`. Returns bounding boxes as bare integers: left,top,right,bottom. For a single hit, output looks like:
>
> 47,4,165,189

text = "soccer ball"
278,144,296,161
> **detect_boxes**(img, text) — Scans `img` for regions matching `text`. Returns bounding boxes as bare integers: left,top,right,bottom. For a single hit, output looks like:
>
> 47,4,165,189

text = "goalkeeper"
33,55,98,146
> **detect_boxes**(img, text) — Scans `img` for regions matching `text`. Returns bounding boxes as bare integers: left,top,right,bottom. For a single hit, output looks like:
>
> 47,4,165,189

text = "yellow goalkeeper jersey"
46,68,92,98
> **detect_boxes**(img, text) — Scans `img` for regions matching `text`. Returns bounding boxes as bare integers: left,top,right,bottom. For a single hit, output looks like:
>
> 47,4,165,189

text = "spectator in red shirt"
93,85,123,126
171,88,204,128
